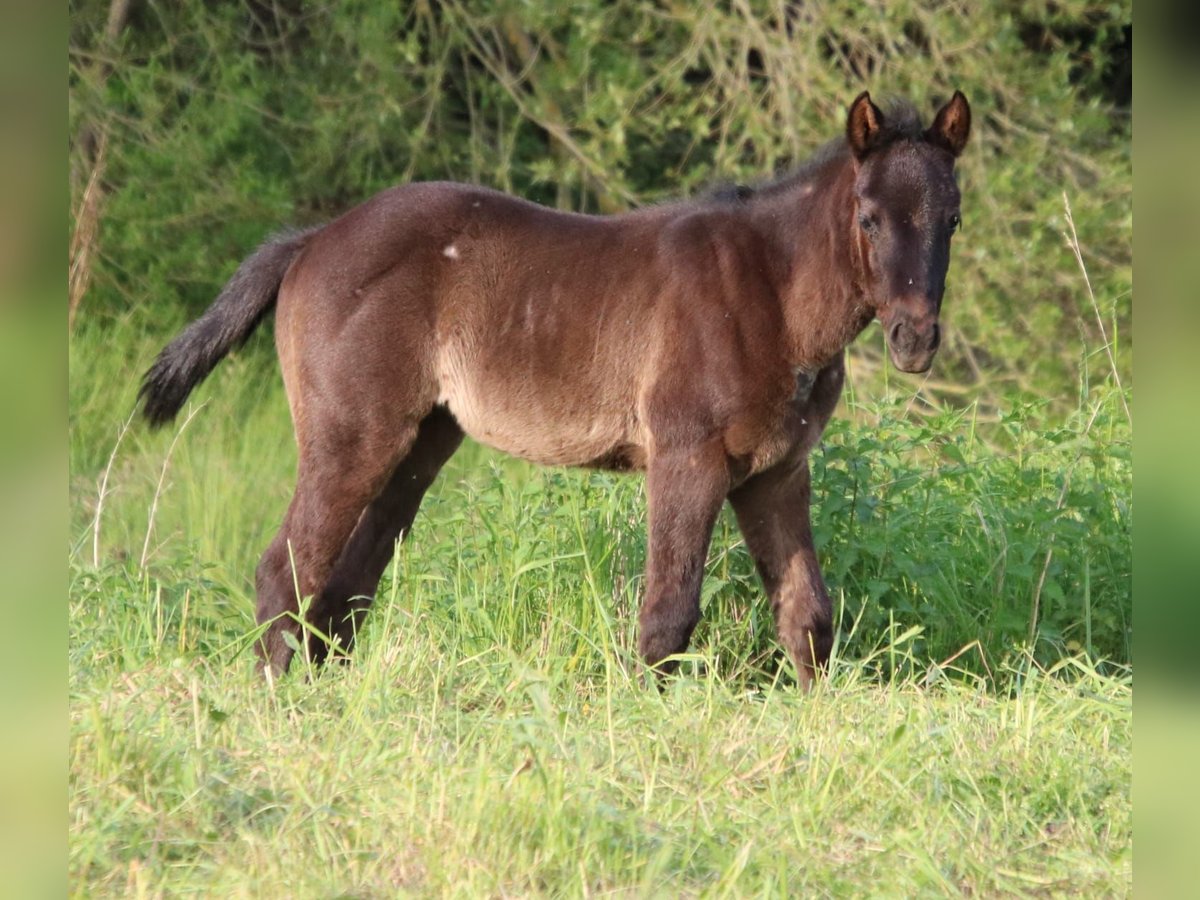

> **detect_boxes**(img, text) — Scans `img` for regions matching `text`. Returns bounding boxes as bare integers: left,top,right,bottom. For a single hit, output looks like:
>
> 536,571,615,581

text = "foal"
141,91,971,686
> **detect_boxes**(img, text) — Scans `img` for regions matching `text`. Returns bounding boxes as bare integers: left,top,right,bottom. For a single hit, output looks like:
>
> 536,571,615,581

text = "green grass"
69,317,1132,896
69,579,1131,896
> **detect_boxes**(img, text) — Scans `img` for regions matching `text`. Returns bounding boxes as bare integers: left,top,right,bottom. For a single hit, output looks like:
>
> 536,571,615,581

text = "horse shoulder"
639,211,794,456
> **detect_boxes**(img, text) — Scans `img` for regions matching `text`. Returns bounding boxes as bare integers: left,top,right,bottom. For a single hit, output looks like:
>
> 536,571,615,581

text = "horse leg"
254,422,419,675
728,458,832,689
309,406,463,660
637,440,731,672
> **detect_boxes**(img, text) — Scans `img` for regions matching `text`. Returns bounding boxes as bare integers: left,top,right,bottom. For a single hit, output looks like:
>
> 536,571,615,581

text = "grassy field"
68,319,1132,896
68,609,1131,896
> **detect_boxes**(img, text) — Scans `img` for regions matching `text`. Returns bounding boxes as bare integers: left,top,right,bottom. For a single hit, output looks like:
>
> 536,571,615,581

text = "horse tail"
138,225,322,428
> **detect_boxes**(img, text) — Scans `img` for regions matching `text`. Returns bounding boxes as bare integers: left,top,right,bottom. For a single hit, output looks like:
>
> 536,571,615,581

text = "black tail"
138,226,321,427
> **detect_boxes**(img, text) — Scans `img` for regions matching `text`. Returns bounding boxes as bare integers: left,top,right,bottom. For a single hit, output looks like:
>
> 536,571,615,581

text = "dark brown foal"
140,91,970,686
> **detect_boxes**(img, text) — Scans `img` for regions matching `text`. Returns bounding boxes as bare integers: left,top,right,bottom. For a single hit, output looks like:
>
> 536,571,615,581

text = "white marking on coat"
443,245,459,259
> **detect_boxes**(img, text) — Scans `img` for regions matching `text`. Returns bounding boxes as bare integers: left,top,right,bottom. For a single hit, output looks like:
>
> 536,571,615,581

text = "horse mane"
699,97,924,205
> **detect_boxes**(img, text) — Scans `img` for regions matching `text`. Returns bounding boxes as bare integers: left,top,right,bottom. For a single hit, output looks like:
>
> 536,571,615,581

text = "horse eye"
858,214,877,238
949,213,961,233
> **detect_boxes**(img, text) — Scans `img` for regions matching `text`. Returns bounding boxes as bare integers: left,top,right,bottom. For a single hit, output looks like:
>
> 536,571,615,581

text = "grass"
68,314,1132,896
69,579,1131,896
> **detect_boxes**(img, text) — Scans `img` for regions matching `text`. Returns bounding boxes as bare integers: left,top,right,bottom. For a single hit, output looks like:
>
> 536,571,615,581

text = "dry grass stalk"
69,0,134,331
69,133,108,331
1062,192,1132,425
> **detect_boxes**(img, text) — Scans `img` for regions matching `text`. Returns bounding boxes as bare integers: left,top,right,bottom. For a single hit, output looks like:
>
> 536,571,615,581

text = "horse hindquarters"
256,242,449,673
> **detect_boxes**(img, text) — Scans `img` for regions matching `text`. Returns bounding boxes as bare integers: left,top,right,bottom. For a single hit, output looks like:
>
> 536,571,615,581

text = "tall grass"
70,514,1131,897
69,583,1131,896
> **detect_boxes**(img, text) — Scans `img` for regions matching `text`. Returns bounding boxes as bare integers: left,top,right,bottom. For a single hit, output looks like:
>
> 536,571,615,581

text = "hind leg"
254,422,420,675
309,406,463,660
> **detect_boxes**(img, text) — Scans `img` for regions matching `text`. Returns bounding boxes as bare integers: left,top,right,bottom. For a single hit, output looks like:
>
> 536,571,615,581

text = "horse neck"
748,154,874,371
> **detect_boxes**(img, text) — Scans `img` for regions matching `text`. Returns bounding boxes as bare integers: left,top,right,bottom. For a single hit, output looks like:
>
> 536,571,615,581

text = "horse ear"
927,90,971,157
846,91,885,160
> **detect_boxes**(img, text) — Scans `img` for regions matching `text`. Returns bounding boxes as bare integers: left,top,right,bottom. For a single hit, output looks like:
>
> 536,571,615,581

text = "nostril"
889,321,903,345
930,322,941,350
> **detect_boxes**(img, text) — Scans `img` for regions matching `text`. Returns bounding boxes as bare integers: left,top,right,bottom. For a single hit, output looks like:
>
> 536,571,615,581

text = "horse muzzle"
884,312,940,374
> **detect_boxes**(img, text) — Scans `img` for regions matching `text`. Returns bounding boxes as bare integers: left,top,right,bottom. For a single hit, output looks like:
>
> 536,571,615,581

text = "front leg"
729,458,832,689
638,439,731,672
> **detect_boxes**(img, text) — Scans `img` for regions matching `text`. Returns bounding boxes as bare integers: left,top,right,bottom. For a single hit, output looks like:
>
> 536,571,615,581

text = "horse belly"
435,343,642,468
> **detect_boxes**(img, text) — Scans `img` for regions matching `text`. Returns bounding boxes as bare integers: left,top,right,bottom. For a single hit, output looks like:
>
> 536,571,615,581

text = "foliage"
69,0,1131,409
